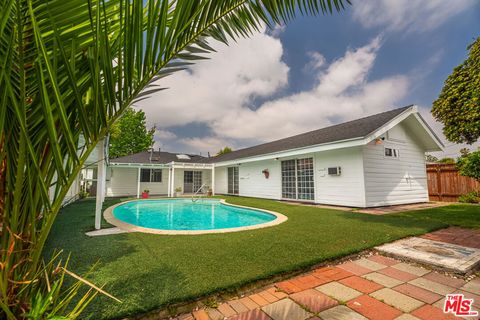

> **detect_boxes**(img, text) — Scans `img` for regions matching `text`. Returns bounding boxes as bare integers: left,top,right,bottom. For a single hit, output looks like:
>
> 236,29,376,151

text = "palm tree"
0,0,348,317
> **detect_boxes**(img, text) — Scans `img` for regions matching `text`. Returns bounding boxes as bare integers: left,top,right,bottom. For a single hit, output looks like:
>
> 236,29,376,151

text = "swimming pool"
105,199,287,234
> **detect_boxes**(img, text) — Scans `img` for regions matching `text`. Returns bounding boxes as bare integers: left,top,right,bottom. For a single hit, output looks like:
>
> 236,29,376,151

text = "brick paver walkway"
175,253,479,320
420,227,480,249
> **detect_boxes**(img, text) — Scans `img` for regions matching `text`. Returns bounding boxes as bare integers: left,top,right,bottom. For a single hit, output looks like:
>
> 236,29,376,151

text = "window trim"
384,147,400,159
281,157,315,201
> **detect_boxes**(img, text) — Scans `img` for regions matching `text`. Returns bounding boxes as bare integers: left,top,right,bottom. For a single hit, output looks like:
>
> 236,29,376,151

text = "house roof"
109,105,441,166
206,105,414,163
110,151,206,165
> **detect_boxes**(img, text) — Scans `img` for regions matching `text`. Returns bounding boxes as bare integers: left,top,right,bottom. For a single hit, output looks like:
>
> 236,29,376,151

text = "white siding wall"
363,122,428,207
314,147,366,207
106,167,170,196
214,167,228,194
215,149,366,207
238,159,282,199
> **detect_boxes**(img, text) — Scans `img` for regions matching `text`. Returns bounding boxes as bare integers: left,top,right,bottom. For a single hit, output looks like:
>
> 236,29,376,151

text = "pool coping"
103,198,288,235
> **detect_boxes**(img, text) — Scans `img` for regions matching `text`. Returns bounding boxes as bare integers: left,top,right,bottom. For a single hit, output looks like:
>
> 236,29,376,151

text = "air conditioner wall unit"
327,166,341,176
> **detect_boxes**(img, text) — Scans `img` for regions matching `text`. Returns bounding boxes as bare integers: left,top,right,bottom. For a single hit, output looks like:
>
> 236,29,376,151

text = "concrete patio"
171,228,480,320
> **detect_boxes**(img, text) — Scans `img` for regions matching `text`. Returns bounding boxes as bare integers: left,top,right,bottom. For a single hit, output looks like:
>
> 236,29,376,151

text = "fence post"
437,165,442,202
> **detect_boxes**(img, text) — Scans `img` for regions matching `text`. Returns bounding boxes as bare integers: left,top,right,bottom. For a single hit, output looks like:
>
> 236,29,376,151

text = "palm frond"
0,0,349,317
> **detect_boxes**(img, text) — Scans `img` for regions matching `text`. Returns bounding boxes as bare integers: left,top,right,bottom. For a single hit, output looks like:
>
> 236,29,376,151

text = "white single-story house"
88,105,443,210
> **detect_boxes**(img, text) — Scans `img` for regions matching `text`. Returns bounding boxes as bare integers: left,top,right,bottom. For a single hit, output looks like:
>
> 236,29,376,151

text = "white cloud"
135,29,288,130
268,23,286,38
303,51,326,73
137,34,410,153
352,0,476,33
179,136,236,156
210,36,409,142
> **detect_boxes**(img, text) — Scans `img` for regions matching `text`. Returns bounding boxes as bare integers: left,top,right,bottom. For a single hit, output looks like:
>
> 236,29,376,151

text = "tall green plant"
109,107,155,158
0,0,348,317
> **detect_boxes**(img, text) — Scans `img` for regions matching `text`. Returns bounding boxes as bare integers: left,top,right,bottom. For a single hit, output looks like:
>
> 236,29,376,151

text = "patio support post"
95,140,105,230
211,166,215,196
136,167,141,198
167,167,172,197
171,165,175,197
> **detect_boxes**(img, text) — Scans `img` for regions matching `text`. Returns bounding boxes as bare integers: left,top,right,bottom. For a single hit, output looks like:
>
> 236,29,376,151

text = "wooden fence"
427,163,480,202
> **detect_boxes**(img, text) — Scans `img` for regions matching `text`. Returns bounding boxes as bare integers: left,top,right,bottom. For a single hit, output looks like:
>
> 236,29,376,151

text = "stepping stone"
411,305,457,320
376,237,480,274
239,297,260,310
229,299,249,314
392,283,443,304
423,272,466,288
205,307,224,320
353,258,387,271
316,282,362,302
229,309,272,320
378,267,418,282
262,298,312,320
312,267,354,281
318,305,367,320
369,288,424,312
362,272,403,288
337,261,372,276
367,255,400,266
249,293,270,307
391,263,429,277
85,227,128,236
217,303,237,318
339,276,384,294
276,280,303,294
460,278,480,295
294,274,331,289
408,278,455,295
290,289,338,313
347,295,403,320
192,310,209,320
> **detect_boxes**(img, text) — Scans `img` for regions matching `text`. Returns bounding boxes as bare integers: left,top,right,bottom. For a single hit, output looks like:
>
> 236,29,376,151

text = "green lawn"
44,197,479,319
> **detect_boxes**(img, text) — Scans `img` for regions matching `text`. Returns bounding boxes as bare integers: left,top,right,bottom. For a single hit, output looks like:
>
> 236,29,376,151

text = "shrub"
458,191,480,204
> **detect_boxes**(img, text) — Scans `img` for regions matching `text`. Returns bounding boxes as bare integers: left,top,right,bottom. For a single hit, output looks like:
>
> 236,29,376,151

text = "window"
140,169,151,182
151,169,162,182
282,158,314,200
140,168,162,182
385,147,400,158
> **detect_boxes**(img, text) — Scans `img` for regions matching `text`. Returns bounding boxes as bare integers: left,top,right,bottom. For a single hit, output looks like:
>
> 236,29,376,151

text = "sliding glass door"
227,167,239,195
184,171,202,193
281,158,314,200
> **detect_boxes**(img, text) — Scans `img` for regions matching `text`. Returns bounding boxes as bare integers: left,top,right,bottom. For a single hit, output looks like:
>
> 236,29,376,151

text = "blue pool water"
112,199,277,231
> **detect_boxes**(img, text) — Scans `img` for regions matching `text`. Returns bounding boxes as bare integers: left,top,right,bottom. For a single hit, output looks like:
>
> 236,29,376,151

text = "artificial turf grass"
44,197,479,319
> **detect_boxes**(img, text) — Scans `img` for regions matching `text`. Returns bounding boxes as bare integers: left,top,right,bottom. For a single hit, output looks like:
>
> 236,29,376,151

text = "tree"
109,108,155,158
217,146,233,156
0,0,348,317
425,154,439,163
431,37,480,144
457,150,480,181
438,157,456,164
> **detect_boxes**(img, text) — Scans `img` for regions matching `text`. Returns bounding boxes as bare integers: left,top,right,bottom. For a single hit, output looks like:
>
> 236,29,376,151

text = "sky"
135,0,480,158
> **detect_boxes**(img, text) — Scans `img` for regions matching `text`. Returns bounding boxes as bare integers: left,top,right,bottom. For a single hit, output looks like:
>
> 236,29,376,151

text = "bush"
458,191,480,204
457,150,480,181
